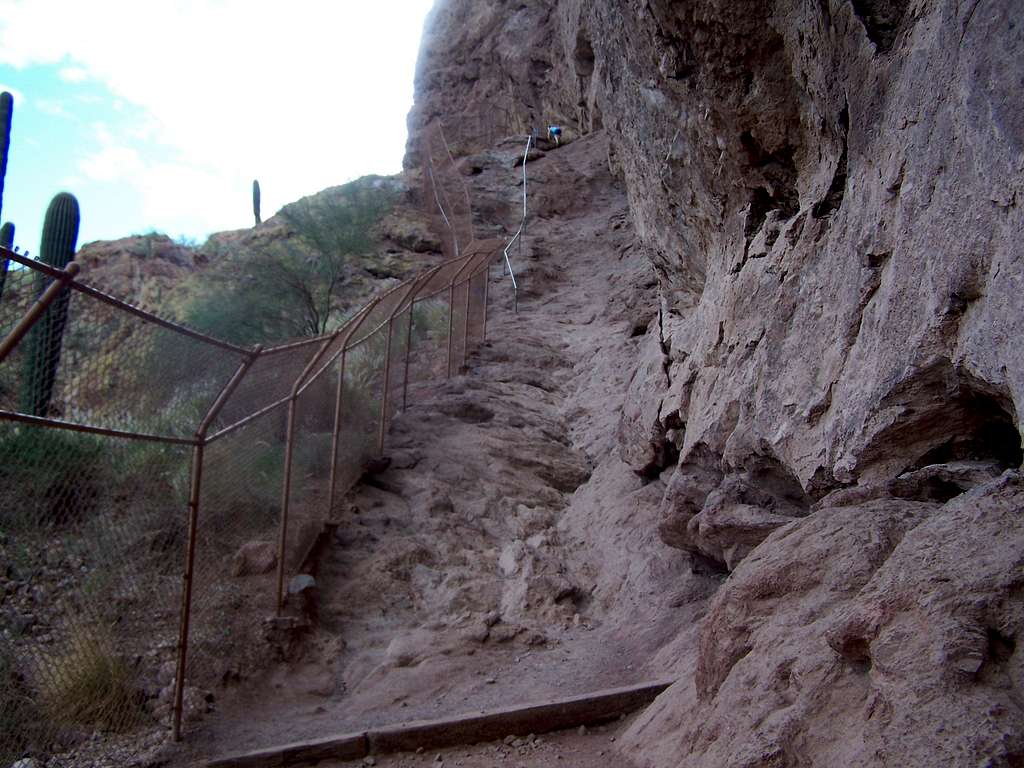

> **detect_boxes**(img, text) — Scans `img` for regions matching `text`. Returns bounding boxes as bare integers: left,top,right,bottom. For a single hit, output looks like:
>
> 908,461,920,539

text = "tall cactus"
0,91,12,223
20,193,80,416
252,179,261,226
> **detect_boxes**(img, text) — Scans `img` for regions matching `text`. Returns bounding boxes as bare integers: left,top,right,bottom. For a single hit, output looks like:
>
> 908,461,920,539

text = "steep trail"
192,133,698,763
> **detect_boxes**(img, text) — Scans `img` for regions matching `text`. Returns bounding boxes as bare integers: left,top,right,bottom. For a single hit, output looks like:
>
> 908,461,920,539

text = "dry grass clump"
40,629,143,732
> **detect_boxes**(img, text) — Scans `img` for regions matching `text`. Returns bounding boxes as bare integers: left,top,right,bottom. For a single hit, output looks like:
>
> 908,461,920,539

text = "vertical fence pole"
275,334,338,615
378,317,395,455
276,396,297,615
327,348,348,516
172,440,203,742
482,264,490,343
171,346,260,742
402,303,415,411
461,278,471,371
323,297,381,519
446,282,455,379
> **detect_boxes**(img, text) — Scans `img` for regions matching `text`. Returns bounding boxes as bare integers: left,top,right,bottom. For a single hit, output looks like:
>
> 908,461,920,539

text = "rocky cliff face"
409,1,1024,765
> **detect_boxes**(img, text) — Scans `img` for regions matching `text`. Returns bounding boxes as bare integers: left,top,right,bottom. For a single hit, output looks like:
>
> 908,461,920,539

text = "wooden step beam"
208,678,674,768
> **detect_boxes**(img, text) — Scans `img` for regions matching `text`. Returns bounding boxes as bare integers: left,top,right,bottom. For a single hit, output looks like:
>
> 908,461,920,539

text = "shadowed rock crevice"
659,448,811,572
850,0,911,54
741,132,800,257
855,359,1022,488
812,104,849,219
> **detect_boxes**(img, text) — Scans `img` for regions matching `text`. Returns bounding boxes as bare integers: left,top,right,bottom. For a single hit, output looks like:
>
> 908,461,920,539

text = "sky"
0,0,436,249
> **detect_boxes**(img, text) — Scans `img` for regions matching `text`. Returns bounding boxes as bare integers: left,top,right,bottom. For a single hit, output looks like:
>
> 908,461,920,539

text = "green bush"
0,425,107,530
183,175,399,346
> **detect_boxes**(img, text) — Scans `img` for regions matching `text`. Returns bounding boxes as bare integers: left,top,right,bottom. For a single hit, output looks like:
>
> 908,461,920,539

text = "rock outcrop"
408,0,1024,765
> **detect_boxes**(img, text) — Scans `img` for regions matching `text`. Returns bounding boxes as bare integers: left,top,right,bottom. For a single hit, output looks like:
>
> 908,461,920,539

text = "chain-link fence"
0,121,529,764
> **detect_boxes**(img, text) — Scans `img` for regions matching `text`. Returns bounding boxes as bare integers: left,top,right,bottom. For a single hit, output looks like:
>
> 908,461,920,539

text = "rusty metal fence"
0,121,529,763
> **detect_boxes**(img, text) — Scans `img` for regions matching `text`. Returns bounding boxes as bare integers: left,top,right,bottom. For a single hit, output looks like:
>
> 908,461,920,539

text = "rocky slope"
406,1,1024,765
73,175,438,325
186,130,698,763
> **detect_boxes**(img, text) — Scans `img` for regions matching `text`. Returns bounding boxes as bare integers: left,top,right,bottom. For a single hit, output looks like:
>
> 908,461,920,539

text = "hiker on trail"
548,125,563,146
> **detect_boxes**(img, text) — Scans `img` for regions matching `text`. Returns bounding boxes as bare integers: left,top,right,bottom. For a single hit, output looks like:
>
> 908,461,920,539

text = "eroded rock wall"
408,0,1024,765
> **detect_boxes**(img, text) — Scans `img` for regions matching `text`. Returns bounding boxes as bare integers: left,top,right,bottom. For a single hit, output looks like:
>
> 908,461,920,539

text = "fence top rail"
0,246,254,358
0,408,199,446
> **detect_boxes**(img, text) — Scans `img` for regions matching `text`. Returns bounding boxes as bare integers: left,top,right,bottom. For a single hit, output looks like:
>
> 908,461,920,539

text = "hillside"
73,174,440,338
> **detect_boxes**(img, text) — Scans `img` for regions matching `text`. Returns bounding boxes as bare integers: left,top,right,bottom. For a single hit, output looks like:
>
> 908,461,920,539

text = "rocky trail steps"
184,134,699,766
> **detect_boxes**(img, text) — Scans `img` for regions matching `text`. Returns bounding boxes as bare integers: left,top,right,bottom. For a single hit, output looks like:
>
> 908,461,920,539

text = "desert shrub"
39,628,143,732
185,175,399,346
0,425,108,530
412,300,450,344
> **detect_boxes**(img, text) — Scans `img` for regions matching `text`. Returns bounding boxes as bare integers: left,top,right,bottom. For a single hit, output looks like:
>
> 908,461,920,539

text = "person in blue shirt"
547,125,563,146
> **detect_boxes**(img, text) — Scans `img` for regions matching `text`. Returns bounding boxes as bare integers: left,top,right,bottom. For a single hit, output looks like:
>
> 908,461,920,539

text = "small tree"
185,176,397,345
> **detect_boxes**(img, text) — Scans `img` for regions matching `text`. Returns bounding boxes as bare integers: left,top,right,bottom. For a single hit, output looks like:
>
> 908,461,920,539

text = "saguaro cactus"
1,91,13,223
20,193,80,416
253,179,261,226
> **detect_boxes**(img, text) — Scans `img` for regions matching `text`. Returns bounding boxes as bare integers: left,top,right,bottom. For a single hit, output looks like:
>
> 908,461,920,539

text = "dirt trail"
188,133,696,765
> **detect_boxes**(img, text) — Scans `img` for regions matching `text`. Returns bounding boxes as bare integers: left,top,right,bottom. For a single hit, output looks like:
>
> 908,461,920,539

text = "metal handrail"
501,134,533,312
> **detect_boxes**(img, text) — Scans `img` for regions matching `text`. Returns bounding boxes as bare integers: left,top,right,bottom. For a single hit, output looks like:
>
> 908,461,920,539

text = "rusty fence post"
276,334,339,615
445,255,477,379
171,441,204,743
461,277,471,371
402,301,415,411
0,261,80,364
482,263,490,343
377,317,395,455
377,272,433,454
327,348,348,513
172,345,262,742
445,280,455,379
325,298,382,519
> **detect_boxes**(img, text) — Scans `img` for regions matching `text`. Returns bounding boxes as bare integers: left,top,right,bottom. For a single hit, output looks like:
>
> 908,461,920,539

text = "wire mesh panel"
278,365,338,592
448,281,470,377
214,343,320,432
186,408,285,695
0,420,189,763
383,307,412,433
328,325,387,508
465,268,488,353
404,292,452,410
0,276,247,439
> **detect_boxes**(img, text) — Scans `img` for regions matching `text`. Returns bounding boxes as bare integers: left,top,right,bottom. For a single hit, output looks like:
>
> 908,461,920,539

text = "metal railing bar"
195,345,263,438
203,394,292,445
0,261,80,364
1,247,253,357
0,409,198,446
294,299,382,397
499,133,533,313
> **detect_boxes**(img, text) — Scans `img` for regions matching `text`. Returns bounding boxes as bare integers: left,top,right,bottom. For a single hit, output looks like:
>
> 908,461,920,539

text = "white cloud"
58,66,87,83
0,0,436,237
79,145,143,182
